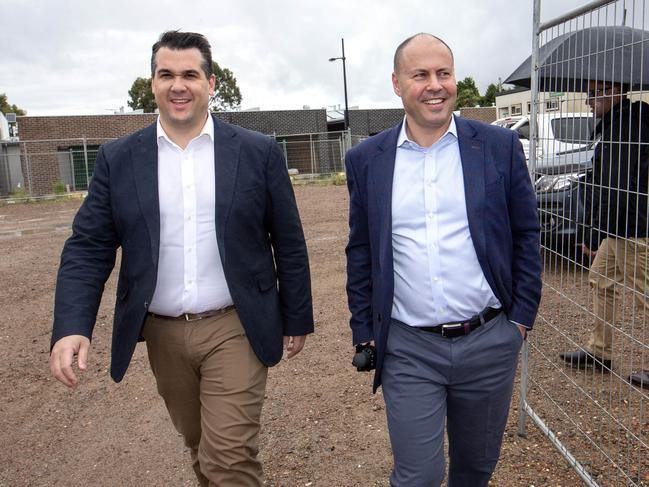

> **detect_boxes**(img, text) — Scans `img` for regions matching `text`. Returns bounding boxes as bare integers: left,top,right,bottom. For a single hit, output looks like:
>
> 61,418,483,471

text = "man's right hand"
50,335,91,388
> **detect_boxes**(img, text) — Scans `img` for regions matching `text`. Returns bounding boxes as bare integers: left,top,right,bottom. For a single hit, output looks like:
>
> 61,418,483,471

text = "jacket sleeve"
52,145,119,347
507,132,542,328
265,142,314,336
345,150,374,344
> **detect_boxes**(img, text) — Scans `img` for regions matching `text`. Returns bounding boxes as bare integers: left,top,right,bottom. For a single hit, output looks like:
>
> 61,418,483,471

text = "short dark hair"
393,33,454,73
151,30,213,79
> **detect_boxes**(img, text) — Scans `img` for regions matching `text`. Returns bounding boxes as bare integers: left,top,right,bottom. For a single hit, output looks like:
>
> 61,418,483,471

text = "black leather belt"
148,305,235,322
417,307,501,338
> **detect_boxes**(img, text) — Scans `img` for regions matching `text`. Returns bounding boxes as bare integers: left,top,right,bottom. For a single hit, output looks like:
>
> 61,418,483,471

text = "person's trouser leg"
588,237,622,360
446,313,523,487
623,238,649,317
143,310,268,487
382,320,448,487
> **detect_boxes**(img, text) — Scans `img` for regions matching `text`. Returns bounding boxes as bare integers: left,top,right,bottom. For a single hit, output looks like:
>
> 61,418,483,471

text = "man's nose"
427,76,443,92
171,77,186,91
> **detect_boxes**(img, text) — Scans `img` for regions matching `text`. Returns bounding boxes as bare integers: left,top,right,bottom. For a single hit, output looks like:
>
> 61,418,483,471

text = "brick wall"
15,108,403,195
459,106,497,124
349,108,404,136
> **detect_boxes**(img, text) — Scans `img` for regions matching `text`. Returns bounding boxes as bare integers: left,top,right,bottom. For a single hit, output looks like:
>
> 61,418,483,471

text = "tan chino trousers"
588,237,649,360
142,309,268,487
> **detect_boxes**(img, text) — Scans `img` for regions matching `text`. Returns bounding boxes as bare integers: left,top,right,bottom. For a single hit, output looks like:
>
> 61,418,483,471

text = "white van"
492,112,594,162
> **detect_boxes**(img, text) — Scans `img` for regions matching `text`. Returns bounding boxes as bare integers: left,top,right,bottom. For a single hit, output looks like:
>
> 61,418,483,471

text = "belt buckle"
441,322,463,338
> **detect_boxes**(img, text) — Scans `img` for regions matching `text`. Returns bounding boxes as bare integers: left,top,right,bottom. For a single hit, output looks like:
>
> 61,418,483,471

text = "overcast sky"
1,0,590,116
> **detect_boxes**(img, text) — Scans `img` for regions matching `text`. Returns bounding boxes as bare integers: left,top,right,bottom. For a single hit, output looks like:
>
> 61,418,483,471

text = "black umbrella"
504,25,649,92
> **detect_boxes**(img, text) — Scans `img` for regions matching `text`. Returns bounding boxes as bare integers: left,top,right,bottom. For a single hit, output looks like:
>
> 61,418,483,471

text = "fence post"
518,0,541,438
82,136,90,188
309,133,315,175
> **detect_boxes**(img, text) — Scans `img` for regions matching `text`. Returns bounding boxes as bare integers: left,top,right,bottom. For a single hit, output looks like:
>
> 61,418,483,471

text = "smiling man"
50,31,313,486
345,33,541,486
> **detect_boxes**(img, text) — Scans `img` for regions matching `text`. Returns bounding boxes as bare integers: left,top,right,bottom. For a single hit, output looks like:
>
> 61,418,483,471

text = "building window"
527,102,531,114
499,108,510,118
546,99,560,111
511,104,522,116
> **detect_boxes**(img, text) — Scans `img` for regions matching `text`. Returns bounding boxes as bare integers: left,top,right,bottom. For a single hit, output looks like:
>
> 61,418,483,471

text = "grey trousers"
382,312,523,487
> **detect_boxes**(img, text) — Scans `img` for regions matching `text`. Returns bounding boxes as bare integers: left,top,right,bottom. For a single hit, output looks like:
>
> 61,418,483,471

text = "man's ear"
392,72,401,97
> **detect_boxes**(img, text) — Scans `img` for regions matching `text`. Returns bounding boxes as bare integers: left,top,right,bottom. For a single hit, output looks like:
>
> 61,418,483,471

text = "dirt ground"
0,186,622,486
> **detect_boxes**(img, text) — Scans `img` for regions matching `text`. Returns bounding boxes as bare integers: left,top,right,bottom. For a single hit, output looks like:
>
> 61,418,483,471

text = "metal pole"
518,0,541,438
82,136,90,188
341,38,350,131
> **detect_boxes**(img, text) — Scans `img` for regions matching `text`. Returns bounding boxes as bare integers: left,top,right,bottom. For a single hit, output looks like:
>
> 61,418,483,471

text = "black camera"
352,343,376,372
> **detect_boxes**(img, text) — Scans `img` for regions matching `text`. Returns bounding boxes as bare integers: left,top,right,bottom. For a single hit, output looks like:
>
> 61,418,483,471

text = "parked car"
492,112,594,162
534,143,595,258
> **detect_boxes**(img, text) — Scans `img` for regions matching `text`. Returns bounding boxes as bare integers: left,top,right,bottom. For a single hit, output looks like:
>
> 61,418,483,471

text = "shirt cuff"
509,319,531,330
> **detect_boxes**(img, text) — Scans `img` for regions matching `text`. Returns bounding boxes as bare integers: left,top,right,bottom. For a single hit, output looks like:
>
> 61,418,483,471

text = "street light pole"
329,38,350,131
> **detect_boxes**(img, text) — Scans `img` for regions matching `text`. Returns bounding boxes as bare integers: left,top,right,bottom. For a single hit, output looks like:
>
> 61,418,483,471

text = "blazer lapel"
212,116,241,257
456,117,487,260
370,124,400,270
133,124,160,266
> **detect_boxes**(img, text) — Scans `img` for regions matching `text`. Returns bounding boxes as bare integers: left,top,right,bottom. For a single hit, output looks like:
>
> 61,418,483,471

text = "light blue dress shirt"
391,116,501,327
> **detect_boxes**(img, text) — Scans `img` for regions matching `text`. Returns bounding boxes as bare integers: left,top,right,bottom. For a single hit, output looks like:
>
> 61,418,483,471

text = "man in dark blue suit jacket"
50,31,313,486
346,34,541,486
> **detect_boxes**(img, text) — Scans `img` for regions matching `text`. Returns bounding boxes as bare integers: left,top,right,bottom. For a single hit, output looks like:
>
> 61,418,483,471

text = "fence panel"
522,1,649,485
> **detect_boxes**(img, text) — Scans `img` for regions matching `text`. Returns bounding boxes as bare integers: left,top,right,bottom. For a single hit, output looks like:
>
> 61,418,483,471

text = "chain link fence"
519,1,649,485
0,131,361,199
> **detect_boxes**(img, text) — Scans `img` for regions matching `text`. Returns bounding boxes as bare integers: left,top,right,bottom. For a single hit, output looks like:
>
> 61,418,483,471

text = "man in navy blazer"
50,31,313,486
345,33,541,486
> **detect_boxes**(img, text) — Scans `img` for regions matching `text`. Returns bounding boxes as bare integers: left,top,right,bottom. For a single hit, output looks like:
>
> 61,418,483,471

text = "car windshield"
550,117,594,145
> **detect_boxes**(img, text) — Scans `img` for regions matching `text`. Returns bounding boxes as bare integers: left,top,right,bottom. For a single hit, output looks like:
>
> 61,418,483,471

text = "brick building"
7,106,490,196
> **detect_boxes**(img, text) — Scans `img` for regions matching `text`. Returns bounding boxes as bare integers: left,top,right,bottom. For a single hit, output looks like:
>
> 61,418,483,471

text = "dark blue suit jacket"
52,115,314,382
345,116,542,391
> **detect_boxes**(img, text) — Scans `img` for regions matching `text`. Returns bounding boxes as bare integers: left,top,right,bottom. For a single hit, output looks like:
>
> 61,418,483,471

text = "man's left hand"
283,335,307,358
516,324,527,340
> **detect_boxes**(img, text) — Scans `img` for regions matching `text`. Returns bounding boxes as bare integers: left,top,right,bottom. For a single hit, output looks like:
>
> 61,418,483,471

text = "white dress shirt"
148,115,233,316
391,116,501,327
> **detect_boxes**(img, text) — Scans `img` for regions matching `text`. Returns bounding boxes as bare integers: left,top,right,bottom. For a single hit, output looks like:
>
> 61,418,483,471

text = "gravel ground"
2,186,644,486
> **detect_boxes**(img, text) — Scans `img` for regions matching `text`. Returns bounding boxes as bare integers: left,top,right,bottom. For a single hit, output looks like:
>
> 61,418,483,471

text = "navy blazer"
52,115,314,382
345,116,542,391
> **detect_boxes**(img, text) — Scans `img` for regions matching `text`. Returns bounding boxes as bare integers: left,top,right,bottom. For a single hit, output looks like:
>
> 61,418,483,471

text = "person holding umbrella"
505,25,649,389
559,80,649,389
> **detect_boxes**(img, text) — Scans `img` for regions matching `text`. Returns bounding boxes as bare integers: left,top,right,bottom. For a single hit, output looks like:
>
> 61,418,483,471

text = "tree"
127,77,157,113
455,77,481,109
480,83,500,107
127,61,242,113
210,62,242,111
0,93,26,115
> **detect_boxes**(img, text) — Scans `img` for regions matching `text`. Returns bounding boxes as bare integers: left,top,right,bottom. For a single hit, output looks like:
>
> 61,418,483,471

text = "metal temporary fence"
0,137,111,198
0,132,359,199
274,130,356,177
520,1,649,485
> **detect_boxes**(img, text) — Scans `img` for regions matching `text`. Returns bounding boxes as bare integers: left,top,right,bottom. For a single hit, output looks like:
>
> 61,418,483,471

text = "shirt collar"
156,113,214,148
397,114,458,149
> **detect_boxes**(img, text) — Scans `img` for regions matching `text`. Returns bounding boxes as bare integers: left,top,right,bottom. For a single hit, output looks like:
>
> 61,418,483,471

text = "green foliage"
210,62,242,111
455,77,481,109
53,180,67,195
0,93,26,116
127,77,157,113
332,172,347,186
480,83,500,107
9,186,27,199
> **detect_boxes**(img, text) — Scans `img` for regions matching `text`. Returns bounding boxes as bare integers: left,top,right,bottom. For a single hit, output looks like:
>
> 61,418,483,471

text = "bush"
332,172,347,186
53,180,67,195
